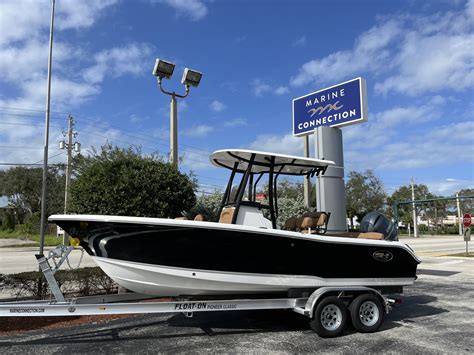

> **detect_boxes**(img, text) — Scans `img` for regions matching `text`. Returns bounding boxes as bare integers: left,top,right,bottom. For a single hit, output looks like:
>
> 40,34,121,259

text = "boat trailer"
0,247,398,338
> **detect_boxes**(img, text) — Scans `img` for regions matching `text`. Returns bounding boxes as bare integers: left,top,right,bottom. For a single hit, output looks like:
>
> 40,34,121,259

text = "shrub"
3,267,117,300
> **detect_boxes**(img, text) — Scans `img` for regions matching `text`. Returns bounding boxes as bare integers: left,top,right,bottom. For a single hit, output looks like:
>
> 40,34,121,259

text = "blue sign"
292,77,367,136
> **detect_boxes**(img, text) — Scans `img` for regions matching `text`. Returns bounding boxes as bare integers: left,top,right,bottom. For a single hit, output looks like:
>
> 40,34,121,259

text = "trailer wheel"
310,296,347,338
349,293,384,333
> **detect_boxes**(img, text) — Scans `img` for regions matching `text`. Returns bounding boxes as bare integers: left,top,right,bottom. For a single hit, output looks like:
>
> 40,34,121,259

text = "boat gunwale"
49,214,421,263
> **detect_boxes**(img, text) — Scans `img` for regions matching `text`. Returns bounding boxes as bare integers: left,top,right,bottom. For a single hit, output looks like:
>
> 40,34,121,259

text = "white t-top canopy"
210,149,335,176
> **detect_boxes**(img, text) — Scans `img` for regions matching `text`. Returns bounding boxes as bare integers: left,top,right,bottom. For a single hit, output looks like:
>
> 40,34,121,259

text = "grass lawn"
0,229,62,247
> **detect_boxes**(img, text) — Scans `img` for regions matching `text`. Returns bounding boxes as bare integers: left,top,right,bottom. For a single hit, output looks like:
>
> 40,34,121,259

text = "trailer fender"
304,286,388,318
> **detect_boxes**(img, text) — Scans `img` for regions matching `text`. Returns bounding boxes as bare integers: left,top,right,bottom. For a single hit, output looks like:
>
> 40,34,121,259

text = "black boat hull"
51,216,420,296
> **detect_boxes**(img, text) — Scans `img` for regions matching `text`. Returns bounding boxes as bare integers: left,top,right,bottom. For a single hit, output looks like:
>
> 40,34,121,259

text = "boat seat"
219,207,235,224
358,232,384,240
330,232,384,240
283,217,297,231
194,214,205,221
299,212,330,234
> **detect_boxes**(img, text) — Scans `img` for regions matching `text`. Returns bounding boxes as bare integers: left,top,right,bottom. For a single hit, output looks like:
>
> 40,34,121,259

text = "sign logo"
292,77,368,136
373,250,393,262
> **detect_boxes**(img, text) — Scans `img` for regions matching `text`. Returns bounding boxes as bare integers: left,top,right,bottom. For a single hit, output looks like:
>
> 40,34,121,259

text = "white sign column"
315,127,347,231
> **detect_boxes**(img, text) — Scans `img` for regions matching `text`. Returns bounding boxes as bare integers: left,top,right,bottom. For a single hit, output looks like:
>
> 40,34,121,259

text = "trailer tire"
310,296,347,338
349,293,384,333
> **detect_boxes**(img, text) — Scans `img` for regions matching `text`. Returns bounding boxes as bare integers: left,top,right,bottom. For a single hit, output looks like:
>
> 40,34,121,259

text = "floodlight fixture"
152,58,175,79
181,68,202,87
152,60,203,167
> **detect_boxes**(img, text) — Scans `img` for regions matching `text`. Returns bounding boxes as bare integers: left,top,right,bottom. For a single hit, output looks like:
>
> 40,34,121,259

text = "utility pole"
411,177,418,238
59,114,80,245
39,0,56,257
456,192,462,236
64,115,73,217
303,135,310,208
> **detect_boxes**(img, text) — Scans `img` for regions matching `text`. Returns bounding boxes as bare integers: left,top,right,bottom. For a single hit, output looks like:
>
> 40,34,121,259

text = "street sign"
292,77,368,136
464,228,471,242
463,213,472,228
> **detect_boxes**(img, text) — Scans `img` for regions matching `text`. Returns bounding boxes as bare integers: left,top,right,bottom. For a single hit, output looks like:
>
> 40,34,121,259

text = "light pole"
152,59,202,167
39,0,56,256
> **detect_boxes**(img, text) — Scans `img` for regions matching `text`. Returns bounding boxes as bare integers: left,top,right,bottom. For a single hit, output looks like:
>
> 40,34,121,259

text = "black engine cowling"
360,212,398,241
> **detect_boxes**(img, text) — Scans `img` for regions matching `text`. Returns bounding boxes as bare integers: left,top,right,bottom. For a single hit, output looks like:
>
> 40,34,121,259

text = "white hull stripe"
93,257,415,296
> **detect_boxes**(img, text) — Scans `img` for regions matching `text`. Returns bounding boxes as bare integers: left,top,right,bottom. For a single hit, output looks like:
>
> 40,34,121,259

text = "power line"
0,121,62,128
1,106,215,157
0,153,64,167
0,145,57,150
75,115,213,157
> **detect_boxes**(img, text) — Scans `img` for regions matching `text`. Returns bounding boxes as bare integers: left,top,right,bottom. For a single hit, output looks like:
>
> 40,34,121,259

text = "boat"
49,149,420,297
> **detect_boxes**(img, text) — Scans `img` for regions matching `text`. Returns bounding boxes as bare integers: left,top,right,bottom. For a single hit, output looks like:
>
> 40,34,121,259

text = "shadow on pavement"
0,310,310,347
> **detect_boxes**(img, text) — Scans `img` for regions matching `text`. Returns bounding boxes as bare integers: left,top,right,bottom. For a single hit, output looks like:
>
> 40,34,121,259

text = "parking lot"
1,255,473,354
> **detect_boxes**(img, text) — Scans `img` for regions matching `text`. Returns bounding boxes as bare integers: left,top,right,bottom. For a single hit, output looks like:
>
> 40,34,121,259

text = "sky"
0,0,473,201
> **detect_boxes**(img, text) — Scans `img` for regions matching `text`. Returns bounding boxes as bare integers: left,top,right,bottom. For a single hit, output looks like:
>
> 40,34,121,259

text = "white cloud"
151,0,208,21
248,133,315,156
251,79,272,97
0,40,78,83
293,36,306,47
252,79,290,97
0,113,127,169
345,120,474,170
184,124,214,138
224,118,247,127
0,1,157,167
235,35,247,44
181,149,214,170
0,1,149,111
290,3,474,96
290,19,401,87
129,114,150,124
375,33,474,95
426,178,474,196
82,43,153,84
343,100,443,150
0,0,118,46
55,0,118,30
209,100,227,112
274,86,289,95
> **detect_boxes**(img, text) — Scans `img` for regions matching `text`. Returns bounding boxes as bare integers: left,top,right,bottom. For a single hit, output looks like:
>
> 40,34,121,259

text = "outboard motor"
360,212,398,241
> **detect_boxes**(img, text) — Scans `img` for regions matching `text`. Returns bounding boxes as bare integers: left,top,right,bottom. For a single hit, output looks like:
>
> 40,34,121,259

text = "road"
0,256,473,353
401,235,469,255
0,244,96,275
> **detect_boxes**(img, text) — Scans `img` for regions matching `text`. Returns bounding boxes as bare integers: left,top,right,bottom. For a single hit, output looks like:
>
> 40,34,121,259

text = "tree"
388,183,430,225
345,170,386,229
421,195,447,234
69,145,196,218
0,166,64,224
458,188,474,214
261,179,316,227
187,191,223,221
